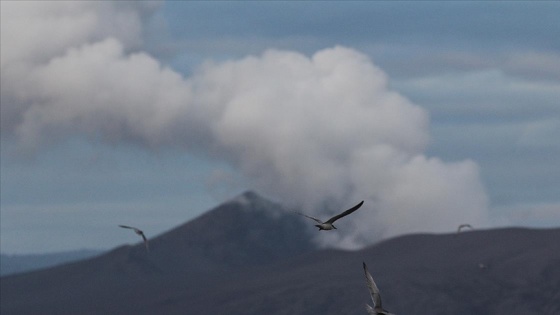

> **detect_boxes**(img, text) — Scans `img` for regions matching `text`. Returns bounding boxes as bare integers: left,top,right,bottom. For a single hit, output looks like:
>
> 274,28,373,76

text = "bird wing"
363,262,383,310
119,224,143,233
365,304,376,315
294,211,323,224
325,200,364,224
120,225,143,237
140,233,150,252
457,224,473,233
119,225,144,235
139,232,148,242
120,225,149,252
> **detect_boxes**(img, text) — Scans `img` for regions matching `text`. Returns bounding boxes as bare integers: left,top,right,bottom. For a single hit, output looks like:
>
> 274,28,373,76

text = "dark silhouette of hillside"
0,249,104,276
2,191,559,315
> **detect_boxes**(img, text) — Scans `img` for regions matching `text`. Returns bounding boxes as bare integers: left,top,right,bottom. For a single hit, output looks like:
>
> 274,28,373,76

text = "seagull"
363,262,395,315
119,225,149,252
295,200,364,230
457,223,474,233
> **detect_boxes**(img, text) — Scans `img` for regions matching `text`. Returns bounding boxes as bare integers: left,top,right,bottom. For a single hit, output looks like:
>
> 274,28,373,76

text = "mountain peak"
146,191,316,270
239,190,261,200
230,190,271,205
226,191,286,217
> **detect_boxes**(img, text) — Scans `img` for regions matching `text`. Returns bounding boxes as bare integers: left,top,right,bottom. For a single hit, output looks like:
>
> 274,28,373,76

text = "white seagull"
363,262,395,315
457,223,474,233
119,225,149,252
295,200,364,230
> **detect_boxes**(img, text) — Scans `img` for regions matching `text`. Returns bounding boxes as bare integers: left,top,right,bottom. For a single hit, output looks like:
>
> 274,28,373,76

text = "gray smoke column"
1,2,489,248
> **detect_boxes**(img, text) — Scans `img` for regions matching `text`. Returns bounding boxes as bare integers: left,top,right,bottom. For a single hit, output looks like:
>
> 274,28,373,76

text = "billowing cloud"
1,1,160,64
1,1,163,140
1,2,490,248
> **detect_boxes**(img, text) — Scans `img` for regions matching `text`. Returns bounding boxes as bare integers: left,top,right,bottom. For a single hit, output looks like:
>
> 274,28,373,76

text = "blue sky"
1,1,559,253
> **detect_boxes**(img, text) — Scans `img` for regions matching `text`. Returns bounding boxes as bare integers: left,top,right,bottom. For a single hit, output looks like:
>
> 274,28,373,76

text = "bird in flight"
295,200,364,230
457,223,474,233
363,262,395,315
119,225,149,252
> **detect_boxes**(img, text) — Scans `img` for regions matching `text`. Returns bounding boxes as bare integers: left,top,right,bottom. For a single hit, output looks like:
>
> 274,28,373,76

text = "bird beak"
333,225,337,229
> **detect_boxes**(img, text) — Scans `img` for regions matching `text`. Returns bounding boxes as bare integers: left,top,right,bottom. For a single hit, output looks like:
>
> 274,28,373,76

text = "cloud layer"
1,2,490,248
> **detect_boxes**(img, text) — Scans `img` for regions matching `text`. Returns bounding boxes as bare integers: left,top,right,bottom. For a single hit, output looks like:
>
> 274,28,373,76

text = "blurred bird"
295,200,364,230
457,223,474,233
119,225,149,252
363,262,395,315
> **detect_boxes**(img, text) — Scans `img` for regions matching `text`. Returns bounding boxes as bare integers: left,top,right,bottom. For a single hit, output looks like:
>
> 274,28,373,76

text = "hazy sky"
1,1,559,253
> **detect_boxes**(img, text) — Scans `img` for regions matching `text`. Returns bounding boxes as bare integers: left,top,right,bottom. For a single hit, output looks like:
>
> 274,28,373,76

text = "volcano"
1,191,559,315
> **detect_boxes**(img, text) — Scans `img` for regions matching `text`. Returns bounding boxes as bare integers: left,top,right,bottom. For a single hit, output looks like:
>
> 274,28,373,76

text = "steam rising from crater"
1,1,489,248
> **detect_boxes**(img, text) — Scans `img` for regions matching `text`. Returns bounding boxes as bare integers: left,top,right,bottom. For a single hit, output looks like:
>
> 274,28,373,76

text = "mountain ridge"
0,249,104,276
1,191,559,315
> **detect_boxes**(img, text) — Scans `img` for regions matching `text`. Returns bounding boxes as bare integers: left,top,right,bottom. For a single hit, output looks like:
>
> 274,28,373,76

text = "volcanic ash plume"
1,2,489,248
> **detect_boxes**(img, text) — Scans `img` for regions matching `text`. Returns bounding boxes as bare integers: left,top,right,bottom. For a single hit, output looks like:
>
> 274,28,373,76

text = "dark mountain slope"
167,227,560,315
150,191,315,271
356,228,560,315
1,192,559,315
0,191,317,315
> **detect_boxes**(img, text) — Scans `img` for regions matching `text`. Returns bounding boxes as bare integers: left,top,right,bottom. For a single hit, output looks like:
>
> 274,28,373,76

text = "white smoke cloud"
1,1,490,248
1,1,163,140
0,1,159,68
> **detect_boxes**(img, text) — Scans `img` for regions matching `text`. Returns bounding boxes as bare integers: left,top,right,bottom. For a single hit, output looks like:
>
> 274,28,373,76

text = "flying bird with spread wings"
363,262,395,315
119,225,149,252
457,223,474,233
295,200,364,230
